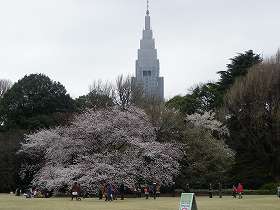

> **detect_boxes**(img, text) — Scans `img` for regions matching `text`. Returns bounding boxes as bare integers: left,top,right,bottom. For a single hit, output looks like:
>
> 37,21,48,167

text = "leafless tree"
265,48,280,64
116,75,132,110
0,79,12,98
89,80,115,99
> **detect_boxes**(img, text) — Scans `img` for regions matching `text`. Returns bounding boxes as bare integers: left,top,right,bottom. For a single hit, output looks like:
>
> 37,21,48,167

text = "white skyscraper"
132,1,164,101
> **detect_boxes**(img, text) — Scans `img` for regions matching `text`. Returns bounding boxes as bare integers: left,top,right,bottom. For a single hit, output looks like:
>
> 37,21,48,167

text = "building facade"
132,4,164,101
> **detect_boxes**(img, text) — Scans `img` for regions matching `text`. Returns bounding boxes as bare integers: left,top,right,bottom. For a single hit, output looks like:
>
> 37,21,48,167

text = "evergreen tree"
217,50,262,92
224,62,280,187
0,74,75,131
0,74,76,192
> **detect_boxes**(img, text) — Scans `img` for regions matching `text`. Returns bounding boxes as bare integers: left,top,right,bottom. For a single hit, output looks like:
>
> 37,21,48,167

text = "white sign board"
178,193,198,210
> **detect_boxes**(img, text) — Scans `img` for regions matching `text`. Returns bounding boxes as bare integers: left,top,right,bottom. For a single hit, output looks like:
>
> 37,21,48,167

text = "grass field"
0,194,279,210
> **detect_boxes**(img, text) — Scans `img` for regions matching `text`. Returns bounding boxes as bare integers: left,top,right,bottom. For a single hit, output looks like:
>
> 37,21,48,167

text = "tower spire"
146,0,150,15
145,0,151,29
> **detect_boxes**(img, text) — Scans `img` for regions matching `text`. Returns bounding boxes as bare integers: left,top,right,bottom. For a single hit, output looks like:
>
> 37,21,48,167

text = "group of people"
18,187,52,199
19,181,280,201
208,182,223,198
232,183,244,199
207,182,244,199
71,181,161,201
98,183,119,201
143,182,161,199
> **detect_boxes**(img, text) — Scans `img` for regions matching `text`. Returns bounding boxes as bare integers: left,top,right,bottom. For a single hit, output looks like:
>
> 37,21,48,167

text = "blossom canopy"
20,106,182,193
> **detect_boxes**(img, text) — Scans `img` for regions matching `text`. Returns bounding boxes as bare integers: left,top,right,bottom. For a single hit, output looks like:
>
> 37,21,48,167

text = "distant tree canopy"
0,74,75,131
166,50,262,114
166,83,220,114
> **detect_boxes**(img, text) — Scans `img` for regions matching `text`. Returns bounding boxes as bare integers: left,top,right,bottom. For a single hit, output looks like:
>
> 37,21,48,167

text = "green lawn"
0,194,279,210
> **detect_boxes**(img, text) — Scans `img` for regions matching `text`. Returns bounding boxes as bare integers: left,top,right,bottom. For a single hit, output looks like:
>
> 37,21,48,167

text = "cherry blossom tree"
19,106,182,193
186,111,229,137
174,111,234,188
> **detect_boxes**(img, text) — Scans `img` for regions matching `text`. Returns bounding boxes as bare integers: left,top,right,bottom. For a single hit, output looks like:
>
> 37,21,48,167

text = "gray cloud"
0,0,279,99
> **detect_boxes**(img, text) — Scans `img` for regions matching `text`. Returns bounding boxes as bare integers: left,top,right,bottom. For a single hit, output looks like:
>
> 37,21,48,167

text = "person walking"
144,186,149,199
232,185,237,198
237,183,244,199
104,184,108,201
209,183,213,198
156,183,161,198
277,186,280,198
119,183,125,200
107,183,113,202
71,182,79,201
98,184,103,200
77,183,82,200
218,182,222,198
152,182,157,199
112,184,118,200
137,185,142,198
185,184,190,193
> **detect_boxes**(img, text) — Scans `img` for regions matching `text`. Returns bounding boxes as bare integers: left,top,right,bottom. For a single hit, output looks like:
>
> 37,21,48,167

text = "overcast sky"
0,0,279,99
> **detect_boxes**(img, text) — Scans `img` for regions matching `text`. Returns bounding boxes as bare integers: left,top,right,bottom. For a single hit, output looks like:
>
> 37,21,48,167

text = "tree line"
0,49,279,193
167,50,280,188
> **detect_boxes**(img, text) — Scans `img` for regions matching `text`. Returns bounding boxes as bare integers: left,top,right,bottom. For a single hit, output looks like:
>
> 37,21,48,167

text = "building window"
143,71,151,76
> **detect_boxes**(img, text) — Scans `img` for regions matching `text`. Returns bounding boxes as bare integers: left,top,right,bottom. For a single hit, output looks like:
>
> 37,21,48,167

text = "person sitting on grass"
15,188,21,196
24,188,33,198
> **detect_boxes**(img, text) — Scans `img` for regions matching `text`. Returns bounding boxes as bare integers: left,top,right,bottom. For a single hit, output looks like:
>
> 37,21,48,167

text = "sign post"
178,193,198,210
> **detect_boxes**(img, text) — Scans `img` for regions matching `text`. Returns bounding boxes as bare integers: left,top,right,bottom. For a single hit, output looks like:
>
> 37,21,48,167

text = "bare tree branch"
89,80,115,99
0,79,12,98
116,75,132,110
